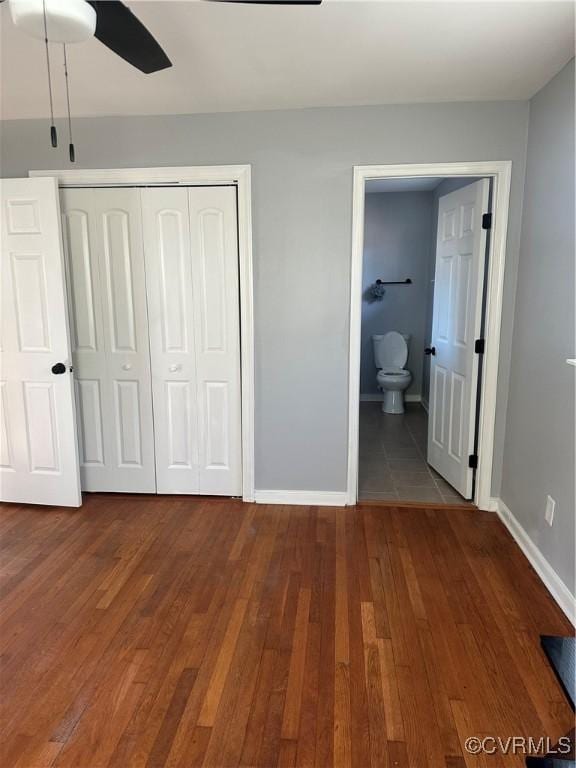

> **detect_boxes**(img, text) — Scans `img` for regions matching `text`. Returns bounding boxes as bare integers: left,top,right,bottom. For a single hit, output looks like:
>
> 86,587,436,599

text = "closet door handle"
169,364,182,373
122,363,132,371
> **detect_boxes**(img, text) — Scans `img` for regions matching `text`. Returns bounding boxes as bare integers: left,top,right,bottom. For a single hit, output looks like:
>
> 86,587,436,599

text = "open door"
1,177,81,507
427,179,490,499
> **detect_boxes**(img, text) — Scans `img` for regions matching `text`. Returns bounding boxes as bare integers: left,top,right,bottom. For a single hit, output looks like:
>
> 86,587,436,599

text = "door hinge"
474,338,485,354
482,212,492,230
468,454,478,469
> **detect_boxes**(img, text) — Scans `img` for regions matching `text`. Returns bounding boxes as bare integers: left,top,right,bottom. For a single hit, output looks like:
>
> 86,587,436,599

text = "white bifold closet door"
61,188,156,492
142,187,241,496
61,185,242,497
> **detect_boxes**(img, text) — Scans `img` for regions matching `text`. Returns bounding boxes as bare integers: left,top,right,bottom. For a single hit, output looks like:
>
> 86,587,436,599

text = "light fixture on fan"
10,0,96,42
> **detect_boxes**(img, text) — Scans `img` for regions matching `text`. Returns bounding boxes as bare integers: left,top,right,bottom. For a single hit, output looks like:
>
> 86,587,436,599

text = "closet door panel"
93,189,155,490
75,378,105,466
189,187,242,496
156,209,189,353
142,188,199,493
204,381,230,468
101,209,137,352
61,188,155,492
64,209,97,352
165,381,195,469
62,189,107,489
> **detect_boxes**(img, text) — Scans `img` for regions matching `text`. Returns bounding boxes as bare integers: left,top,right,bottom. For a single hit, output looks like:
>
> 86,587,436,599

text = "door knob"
169,364,182,373
424,346,436,356
122,363,132,371
51,362,66,374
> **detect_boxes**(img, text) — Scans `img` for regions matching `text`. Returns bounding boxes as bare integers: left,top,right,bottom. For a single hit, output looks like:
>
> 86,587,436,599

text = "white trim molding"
31,165,256,503
30,165,249,186
254,490,347,506
495,498,575,625
348,162,513,509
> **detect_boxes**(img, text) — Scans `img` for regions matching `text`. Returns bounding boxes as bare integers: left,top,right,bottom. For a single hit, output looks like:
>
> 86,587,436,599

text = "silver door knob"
169,364,182,373
122,363,132,371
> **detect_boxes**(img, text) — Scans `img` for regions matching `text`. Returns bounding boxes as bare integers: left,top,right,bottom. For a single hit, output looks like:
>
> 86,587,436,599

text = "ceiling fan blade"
207,0,322,4
86,1,171,74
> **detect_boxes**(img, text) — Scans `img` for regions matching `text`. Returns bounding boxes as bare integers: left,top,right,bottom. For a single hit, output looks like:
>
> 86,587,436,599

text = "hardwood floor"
0,496,572,768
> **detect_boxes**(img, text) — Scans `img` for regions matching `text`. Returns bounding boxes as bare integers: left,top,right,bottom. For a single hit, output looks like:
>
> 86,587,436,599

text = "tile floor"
358,401,472,504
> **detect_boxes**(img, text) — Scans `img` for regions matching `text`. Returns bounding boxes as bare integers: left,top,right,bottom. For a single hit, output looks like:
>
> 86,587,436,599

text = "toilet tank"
372,333,411,369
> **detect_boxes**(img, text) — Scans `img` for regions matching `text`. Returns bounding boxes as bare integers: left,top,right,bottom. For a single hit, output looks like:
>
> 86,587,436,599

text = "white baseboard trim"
421,398,429,413
254,490,347,507
495,498,575,625
484,496,500,512
360,394,422,403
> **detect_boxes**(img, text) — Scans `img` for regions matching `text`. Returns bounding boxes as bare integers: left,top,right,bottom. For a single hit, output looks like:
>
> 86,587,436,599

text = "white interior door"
142,186,242,496
0,177,81,507
60,188,155,493
427,179,490,499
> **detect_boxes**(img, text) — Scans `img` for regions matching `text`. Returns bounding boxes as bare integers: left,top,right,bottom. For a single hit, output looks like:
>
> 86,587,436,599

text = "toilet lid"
379,331,408,369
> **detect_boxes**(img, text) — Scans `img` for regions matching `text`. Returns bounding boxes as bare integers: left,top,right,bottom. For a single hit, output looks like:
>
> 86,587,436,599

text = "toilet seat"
379,366,407,375
377,368,410,382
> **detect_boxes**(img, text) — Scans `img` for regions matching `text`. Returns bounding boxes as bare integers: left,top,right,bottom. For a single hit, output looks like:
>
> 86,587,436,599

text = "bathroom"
359,176,487,504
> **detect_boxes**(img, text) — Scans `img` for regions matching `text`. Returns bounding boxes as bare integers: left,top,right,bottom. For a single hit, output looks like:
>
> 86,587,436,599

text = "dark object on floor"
525,636,575,766
525,732,575,767
541,636,575,708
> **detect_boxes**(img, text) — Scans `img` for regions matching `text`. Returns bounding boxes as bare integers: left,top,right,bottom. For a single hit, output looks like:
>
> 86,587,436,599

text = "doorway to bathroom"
348,162,513,510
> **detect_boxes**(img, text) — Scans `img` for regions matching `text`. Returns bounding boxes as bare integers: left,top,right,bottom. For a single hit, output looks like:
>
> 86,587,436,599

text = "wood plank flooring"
0,496,572,768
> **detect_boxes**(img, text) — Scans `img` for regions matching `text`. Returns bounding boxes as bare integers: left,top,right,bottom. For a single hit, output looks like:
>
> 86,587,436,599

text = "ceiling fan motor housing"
9,0,96,43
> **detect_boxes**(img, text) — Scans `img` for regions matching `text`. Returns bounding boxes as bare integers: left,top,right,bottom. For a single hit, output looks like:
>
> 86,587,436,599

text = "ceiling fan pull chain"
42,0,57,148
63,44,75,162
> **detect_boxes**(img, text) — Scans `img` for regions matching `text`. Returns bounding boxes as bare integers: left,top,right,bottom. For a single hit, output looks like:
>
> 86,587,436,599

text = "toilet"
372,331,412,414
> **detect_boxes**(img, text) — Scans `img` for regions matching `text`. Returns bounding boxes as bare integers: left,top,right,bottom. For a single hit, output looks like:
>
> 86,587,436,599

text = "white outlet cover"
545,495,555,526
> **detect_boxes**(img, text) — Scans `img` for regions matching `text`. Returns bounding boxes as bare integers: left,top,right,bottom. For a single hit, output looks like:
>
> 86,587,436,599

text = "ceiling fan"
5,0,321,160
7,0,322,75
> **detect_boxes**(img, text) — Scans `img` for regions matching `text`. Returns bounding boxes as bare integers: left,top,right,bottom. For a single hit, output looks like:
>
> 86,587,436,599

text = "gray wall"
0,100,530,493
422,177,484,406
361,192,434,397
501,60,575,594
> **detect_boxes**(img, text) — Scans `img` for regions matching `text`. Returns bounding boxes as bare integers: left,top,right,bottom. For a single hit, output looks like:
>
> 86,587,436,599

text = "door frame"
30,165,255,502
347,161,512,510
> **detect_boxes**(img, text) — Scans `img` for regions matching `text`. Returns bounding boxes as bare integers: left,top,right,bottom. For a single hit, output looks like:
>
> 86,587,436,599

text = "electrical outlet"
545,495,555,527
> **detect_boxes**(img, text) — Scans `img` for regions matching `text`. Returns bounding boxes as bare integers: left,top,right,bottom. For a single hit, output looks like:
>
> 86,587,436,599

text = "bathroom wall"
421,177,485,408
361,192,434,398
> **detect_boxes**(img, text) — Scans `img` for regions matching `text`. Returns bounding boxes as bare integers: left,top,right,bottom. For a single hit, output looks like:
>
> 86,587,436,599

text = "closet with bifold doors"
60,185,242,496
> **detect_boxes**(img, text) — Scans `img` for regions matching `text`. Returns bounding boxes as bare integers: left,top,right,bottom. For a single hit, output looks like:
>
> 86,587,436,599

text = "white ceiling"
366,176,445,193
0,0,574,120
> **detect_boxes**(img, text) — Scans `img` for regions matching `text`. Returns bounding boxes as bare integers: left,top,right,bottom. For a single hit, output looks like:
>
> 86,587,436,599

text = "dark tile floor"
358,401,472,504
